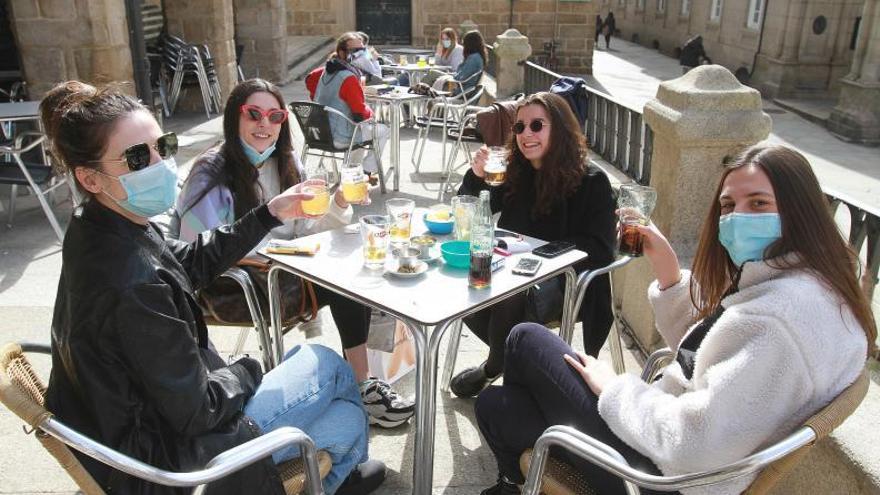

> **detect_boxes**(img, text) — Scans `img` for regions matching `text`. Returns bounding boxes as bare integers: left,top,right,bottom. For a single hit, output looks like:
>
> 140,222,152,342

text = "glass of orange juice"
301,169,330,216
341,162,368,204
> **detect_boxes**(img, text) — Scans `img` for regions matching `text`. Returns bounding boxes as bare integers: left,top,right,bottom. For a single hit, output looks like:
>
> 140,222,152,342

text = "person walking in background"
602,12,616,49
680,35,712,74
595,14,604,44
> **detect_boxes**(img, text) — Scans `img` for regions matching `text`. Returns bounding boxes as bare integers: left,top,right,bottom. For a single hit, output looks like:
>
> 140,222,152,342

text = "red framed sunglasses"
240,104,288,124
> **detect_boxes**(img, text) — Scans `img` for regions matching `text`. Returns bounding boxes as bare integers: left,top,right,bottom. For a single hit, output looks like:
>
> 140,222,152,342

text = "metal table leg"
391,100,401,191
400,317,453,495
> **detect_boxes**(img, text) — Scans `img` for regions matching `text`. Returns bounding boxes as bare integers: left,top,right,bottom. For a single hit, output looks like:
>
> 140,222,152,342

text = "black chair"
161,34,220,117
288,101,387,193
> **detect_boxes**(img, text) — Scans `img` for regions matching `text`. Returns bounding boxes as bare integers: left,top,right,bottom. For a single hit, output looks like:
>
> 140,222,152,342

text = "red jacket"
305,61,373,122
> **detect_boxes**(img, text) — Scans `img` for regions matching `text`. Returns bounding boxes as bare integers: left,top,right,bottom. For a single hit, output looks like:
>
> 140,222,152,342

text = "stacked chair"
161,34,223,118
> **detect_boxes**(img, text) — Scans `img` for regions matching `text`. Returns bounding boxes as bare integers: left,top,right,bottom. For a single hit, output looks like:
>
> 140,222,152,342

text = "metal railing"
521,60,653,185
825,189,880,317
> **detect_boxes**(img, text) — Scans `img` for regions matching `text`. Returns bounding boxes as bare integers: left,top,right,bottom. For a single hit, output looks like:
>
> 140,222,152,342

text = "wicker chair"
519,347,870,495
0,343,332,495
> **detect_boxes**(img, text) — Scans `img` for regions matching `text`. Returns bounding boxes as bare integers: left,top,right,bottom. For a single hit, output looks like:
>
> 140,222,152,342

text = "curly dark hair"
182,78,299,219
504,92,588,217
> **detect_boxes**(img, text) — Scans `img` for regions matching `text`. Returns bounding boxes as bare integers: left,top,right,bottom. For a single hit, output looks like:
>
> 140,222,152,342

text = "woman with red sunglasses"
177,79,415,434
451,92,616,399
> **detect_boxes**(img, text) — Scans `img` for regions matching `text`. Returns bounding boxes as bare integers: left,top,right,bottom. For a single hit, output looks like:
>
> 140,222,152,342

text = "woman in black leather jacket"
40,82,384,494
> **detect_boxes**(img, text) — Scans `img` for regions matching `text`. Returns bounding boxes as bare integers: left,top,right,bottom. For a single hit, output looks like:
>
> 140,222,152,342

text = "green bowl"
440,240,470,268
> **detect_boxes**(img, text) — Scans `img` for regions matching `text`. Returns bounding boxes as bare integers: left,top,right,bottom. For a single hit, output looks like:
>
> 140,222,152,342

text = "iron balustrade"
521,60,653,185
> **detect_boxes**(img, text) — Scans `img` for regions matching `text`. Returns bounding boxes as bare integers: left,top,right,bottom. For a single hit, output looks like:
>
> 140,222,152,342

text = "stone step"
773,96,836,127
286,36,334,82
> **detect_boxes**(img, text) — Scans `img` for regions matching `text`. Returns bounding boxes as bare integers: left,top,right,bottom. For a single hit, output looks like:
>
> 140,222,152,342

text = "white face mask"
442,39,452,49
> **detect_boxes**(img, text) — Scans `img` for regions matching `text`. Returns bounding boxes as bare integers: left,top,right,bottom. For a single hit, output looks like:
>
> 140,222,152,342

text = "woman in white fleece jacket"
475,144,876,495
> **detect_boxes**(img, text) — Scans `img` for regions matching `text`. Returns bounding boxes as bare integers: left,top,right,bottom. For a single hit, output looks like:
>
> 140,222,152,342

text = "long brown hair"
181,79,299,220
690,144,877,357
437,27,458,59
504,92,588,217
462,30,487,65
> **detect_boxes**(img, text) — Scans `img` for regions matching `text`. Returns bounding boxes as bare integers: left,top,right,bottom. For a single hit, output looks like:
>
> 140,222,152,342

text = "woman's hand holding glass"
471,146,489,178
628,220,681,290
267,179,326,220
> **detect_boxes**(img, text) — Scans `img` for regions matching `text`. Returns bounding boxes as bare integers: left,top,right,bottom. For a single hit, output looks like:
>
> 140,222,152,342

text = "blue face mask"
718,212,782,267
442,39,452,49
102,157,178,218
240,138,276,166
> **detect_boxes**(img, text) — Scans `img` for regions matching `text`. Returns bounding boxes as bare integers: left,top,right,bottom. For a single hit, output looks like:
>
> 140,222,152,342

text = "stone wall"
601,0,863,98
7,0,135,97
287,0,353,36
235,0,287,81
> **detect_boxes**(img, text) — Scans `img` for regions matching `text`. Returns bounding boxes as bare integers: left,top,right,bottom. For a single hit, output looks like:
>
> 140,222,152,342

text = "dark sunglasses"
240,104,288,125
91,132,178,172
512,119,550,135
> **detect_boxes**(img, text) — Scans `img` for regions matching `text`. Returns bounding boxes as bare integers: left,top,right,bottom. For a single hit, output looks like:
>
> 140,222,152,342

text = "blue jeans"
244,344,368,494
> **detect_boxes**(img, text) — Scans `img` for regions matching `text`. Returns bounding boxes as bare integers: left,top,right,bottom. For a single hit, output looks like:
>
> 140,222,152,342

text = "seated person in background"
41,81,388,495
177,78,415,429
475,144,875,495
443,30,486,95
354,31,387,84
452,92,616,398
305,32,389,176
397,27,465,88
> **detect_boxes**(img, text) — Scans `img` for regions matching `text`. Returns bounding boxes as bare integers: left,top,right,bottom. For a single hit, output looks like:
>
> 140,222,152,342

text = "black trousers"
312,285,371,350
475,323,668,494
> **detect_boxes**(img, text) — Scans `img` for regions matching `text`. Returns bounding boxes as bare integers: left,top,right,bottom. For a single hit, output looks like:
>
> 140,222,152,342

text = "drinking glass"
360,215,390,269
417,55,427,67
428,56,436,66
385,198,416,247
301,169,330,216
398,54,408,66
451,195,479,241
617,184,657,257
484,146,508,186
341,162,368,204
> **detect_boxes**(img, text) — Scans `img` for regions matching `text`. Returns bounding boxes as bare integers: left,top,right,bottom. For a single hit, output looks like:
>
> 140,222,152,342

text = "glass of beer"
301,168,330,216
341,163,368,204
484,146,508,186
417,55,427,67
428,56,436,66
398,54,408,66
385,198,415,247
617,184,657,257
451,195,479,241
360,215,390,269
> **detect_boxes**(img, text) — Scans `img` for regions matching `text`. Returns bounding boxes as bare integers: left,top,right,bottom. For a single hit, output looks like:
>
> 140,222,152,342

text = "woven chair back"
0,343,106,494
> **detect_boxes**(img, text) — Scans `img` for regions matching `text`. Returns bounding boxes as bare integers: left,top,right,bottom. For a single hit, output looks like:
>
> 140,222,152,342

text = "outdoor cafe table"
365,86,429,191
379,63,452,86
260,219,588,494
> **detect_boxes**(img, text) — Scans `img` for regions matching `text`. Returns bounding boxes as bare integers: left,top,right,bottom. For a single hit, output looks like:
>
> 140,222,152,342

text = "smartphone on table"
512,257,542,276
531,241,576,258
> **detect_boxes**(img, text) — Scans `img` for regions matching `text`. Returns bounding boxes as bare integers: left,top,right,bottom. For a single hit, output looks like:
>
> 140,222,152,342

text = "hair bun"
39,81,98,142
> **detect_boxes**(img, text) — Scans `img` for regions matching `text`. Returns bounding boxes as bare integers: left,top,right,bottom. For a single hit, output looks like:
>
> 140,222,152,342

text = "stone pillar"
615,65,771,350
493,29,531,98
165,0,237,109
460,19,478,38
234,0,287,82
7,0,135,97
828,0,880,146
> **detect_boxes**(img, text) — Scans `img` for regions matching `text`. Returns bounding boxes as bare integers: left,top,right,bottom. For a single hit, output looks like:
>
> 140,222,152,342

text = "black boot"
449,361,500,398
335,459,386,495
481,475,521,494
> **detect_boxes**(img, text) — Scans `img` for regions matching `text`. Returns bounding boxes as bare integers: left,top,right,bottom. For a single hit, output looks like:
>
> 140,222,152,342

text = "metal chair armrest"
0,131,46,155
40,420,324,494
522,424,816,494
640,347,674,383
570,256,633,322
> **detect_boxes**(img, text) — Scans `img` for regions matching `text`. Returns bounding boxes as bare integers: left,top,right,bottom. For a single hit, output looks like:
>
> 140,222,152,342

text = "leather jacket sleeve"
164,204,281,291
114,283,261,436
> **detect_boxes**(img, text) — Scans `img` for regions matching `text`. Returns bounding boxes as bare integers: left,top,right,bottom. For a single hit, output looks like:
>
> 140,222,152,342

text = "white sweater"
597,257,867,495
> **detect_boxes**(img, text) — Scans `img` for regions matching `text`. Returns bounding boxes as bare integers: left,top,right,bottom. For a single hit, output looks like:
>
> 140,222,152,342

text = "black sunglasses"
92,132,178,172
512,119,550,135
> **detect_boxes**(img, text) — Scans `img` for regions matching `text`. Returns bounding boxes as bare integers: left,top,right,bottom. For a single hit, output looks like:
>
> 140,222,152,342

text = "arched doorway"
356,0,411,45
0,0,23,101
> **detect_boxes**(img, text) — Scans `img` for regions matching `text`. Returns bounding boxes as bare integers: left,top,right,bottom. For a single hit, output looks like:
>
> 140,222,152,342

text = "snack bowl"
440,240,470,268
423,212,454,235
410,235,438,260
391,247,421,268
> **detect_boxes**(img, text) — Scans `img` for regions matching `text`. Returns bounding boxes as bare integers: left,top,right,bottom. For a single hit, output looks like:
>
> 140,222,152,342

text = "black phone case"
532,242,576,258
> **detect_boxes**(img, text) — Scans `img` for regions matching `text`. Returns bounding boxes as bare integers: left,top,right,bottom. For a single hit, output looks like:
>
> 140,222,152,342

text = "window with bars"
681,0,690,15
710,0,723,21
747,0,765,29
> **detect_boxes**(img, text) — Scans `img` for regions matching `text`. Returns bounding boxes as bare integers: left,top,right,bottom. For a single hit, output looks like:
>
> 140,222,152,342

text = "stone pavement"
588,39,880,211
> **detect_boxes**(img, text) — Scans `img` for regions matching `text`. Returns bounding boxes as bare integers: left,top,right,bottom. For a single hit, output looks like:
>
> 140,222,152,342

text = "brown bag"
198,259,318,328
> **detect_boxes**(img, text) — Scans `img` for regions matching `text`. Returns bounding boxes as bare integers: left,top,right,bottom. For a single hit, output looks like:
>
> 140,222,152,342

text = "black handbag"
524,274,565,324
